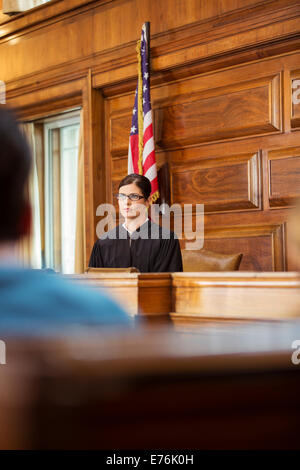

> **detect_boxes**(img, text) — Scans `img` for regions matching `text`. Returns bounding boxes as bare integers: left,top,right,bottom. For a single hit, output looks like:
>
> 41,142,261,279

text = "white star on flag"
143,85,147,92
133,108,136,115
130,125,136,133
144,72,149,79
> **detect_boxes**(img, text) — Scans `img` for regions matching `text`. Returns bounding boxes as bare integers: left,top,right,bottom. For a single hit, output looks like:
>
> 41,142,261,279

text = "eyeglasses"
116,193,145,201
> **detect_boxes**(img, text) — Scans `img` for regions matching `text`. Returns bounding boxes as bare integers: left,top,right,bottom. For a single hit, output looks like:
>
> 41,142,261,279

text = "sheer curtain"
75,111,86,274
3,0,51,14
18,123,42,268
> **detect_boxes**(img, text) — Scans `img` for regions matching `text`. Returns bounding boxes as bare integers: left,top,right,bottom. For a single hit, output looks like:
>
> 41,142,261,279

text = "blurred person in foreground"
0,106,131,336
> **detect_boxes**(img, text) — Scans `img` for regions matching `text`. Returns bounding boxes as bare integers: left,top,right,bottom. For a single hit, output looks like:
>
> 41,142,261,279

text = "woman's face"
118,183,149,220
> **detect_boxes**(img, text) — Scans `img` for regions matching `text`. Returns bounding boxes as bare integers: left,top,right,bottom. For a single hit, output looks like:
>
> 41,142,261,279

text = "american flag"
128,23,159,202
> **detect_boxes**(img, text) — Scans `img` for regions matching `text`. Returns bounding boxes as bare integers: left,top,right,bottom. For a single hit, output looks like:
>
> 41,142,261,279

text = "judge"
89,174,183,272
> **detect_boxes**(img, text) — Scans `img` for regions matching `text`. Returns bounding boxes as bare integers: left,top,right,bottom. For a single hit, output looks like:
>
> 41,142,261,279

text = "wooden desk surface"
1,321,300,449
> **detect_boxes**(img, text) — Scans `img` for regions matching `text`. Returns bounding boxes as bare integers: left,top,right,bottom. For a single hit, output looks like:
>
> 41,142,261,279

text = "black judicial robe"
89,220,183,273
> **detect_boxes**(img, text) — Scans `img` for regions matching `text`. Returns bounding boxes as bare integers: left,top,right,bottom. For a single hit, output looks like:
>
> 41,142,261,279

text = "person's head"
117,173,151,220
0,106,31,243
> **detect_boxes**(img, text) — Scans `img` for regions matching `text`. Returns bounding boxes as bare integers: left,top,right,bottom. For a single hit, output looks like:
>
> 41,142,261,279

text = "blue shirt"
0,267,131,337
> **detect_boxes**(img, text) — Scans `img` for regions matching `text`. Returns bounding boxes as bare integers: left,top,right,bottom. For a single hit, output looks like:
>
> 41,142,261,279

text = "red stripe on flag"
143,123,153,146
143,151,156,175
129,135,140,174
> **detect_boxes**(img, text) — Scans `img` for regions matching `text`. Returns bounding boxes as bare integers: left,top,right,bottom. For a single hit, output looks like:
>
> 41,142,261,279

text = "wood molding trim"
2,0,300,97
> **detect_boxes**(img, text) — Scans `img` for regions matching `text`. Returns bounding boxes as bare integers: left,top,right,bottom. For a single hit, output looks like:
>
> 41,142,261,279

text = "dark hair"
0,106,31,241
118,173,151,200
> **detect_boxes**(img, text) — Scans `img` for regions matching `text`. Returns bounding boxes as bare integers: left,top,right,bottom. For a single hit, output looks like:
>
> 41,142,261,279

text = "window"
44,113,80,274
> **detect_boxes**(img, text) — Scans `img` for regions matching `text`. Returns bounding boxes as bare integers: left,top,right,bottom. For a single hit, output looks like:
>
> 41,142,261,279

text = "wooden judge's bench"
66,270,300,327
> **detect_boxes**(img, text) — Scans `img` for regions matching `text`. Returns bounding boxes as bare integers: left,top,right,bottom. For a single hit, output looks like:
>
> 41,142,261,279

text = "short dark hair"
118,173,151,200
0,106,31,241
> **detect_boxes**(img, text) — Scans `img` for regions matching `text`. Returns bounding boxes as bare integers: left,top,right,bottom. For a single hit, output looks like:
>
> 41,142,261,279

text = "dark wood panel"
155,76,281,149
171,153,260,212
204,236,272,271
110,113,133,157
269,146,300,207
197,224,285,271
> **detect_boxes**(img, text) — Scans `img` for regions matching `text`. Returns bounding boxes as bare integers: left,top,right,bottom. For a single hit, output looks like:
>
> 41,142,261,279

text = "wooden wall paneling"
93,1,300,90
7,78,83,121
111,114,133,158
110,62,285,156
1,1,299,93
111,156,127,217
171,152,261,213
184,223,286,271
268,146,300,208
82,71,107,267
154,75,282,149
261,149,270,212
104,96,112,205
202,207,292,230
283,68,291,133
2,0,300,274
2,0,291,85
151,17,300,81
168,127,300,167
108,95,127,218
291,69,300,129
285,220,299,271
107,52,300,272
110,74,282,154
0,6,94,84
177,208,291,271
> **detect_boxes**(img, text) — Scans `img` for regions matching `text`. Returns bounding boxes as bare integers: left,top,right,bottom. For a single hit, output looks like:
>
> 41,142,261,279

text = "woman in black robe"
89,174,183,273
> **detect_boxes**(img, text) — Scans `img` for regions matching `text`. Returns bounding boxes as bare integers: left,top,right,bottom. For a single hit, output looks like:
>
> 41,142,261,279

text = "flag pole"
145,21,150,67
128,22,159,203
